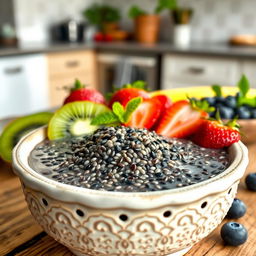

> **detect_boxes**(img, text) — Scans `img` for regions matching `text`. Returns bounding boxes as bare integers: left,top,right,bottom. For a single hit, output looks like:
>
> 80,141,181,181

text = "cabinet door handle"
4,66,23,75
66,61,79,68
187,67,205,75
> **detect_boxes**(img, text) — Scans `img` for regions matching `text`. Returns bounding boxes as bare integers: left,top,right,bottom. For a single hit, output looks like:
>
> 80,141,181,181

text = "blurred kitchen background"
1,0,256,118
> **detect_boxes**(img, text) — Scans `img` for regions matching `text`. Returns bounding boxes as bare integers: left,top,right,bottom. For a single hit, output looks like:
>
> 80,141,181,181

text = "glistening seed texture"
29,126,229,192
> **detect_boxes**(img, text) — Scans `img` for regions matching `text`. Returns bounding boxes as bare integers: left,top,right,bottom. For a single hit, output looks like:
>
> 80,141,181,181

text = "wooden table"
1,144,256,256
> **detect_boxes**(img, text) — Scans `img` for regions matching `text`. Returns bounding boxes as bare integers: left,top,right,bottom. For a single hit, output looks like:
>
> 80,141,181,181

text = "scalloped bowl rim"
12,126,248,210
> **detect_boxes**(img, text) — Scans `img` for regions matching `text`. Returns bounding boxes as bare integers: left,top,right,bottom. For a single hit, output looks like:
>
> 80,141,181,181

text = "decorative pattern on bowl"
13,127,249,256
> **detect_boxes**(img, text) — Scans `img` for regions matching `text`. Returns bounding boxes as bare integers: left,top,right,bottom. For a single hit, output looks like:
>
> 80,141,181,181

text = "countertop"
1,143,256,255
2,41,256,58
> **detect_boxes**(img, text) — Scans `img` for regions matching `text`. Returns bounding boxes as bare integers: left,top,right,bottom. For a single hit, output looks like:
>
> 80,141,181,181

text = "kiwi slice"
48,101,110,140
0,112,53,162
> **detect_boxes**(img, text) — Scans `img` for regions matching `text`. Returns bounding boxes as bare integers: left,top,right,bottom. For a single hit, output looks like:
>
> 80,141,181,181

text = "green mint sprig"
238,74,250,98
91,97,142,126
211,84,222,97
236,74,256,107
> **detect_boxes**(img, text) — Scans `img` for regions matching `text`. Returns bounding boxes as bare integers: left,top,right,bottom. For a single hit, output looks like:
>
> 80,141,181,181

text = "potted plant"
83,4,121,33
158,1,193,46
128,0,177,44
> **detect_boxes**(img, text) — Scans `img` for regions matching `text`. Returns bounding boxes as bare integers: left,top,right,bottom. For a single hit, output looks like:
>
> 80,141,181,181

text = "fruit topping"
108,81,150,107
245,173,256,191
226,198,247,219
48,101,110,140
125,97,162,129
198,75,256,119
0,112,53,162
63,79,106,105
155,100,208,138
191,112,240,149
221,222,248,246
91,97,142,126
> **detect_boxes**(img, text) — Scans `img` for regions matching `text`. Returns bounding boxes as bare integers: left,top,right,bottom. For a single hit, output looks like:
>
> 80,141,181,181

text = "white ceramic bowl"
12,127,249,256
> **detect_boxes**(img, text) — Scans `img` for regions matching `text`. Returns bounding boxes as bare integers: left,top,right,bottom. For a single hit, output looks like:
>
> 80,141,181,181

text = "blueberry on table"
224,95,237,108
219,106,234,119
226,198,246,219
245,173,256,191
221,222,248,246
236,106,251,119
202,97,216,105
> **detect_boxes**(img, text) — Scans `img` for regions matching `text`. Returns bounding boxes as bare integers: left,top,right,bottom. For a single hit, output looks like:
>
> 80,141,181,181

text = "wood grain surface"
0,144,256,256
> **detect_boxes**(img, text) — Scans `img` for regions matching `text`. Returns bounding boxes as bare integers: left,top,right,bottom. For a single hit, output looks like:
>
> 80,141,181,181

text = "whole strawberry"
192,118,240,149
64,79,106,105
108,81,150,108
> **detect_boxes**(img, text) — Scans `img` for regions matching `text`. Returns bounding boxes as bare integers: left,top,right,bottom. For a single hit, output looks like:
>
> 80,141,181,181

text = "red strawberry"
64,80,105,105
155,100,208,138
125,98,161,129
109,88,150,108
191,119,240,149
152,95,172,112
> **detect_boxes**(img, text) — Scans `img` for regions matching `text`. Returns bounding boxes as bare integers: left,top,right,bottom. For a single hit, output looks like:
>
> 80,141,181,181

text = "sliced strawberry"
152,94,172,112
155,100,208,138
64,80,105,105
125,98,161,129
109,88,150,108
191,119,240,149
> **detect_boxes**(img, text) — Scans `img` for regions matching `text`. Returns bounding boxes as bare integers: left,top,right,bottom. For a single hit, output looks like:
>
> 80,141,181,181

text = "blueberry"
226,198,247,219
221,222,248,246
236,106,251,119
224,96,237,108
219,106,235,119
215,96,226,104
245,173,256,191
202,97,216,105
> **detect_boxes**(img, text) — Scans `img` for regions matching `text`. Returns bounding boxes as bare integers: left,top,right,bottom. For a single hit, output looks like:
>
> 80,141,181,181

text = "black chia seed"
28,126,230,192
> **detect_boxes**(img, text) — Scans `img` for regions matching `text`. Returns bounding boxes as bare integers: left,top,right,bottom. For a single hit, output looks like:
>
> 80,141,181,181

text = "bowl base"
69,246,192,256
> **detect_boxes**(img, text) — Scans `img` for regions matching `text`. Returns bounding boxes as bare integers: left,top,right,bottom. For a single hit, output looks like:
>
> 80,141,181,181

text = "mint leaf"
112,102,125,123
238,74,250,98
211,85,222,97
91,112,119,125
237,97,256,107
123,97,142,122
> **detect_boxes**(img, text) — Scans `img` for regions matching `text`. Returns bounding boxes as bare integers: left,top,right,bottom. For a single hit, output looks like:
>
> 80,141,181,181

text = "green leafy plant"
91,97,142,125
155,0,177,13
128,6,147,19
83,4,120,26
128,0,177,18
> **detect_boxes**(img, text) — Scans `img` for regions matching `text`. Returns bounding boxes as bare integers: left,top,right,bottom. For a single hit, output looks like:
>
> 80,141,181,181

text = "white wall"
106,0,256,42
13,0,100,43
13,0,256,43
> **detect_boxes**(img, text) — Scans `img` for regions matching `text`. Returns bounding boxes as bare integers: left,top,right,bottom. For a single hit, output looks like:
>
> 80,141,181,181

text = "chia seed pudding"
29,126,230,192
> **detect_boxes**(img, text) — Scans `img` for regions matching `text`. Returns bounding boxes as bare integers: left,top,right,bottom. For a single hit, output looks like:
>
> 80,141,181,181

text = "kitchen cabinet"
47,50,97,107
162,54,242,89
0,54,49,119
